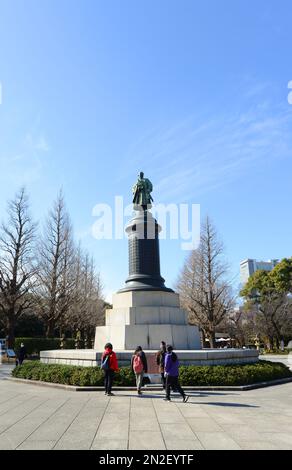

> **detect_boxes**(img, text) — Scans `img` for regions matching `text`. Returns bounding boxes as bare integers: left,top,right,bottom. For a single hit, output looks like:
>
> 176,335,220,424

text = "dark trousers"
166,375,185,399
104,369,114,393
161,372,166,389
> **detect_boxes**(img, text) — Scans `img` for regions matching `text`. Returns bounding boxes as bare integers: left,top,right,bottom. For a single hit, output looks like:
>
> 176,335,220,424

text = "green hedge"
178,360,292,386
15,338,78,356
11,360,292,387
12,361,136,386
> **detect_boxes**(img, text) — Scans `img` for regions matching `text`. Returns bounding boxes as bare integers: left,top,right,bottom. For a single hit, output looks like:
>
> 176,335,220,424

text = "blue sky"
0,0,292,300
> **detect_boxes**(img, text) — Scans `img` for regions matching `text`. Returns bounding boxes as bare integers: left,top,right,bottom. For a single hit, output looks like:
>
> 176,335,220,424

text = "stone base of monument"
93,291,201,350
40,289,259,382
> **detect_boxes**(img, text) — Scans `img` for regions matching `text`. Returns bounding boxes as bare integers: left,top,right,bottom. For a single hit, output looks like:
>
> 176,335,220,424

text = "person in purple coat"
164,345,189,402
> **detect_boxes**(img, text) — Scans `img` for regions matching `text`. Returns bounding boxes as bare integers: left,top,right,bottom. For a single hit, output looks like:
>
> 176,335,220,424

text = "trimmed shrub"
12,361,136,386
178,360,292,386
114,367,136,386
11,360,292,387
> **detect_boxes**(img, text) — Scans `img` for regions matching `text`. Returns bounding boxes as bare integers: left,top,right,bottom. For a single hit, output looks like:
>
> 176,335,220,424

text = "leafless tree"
66,247,105,342
177,216,235,348
36,191,76,337
220,307,256,348
0,188,37,347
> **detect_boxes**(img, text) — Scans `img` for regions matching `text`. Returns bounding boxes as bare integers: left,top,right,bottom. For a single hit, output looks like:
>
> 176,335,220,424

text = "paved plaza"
1,364,292,450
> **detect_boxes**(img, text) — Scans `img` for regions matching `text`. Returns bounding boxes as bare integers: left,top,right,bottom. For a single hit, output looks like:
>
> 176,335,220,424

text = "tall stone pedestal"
94,290,201,351
118,210,173,292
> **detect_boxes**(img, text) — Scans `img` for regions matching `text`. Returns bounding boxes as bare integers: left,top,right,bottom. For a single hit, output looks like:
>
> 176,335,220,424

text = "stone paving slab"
129,430,165,450
187,418,223,432
0,373,292,450
91,438,128,450
236,440,280,450
2,397,68,449
54,397,108,450
164,438,204,450
195,432,242,450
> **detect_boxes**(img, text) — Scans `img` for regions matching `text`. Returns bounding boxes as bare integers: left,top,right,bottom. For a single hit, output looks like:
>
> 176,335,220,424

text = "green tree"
270,258,292,293
240,259,292,349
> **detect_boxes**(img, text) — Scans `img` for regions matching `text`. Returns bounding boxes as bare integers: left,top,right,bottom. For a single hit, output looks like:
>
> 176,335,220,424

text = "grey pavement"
0,363,292,450
0,363,15,380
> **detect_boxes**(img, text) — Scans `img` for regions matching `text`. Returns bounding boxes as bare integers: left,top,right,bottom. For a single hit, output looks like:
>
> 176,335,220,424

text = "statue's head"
139,171,144,179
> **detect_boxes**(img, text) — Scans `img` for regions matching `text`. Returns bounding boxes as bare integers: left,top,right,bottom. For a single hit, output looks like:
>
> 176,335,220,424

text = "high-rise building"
240,258,279,285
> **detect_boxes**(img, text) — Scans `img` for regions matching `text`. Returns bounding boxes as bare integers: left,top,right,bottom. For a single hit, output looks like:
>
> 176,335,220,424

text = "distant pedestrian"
131,346,148,395
156,341,167,389
100,343,119,396
164,345,188,402
18,343,26,365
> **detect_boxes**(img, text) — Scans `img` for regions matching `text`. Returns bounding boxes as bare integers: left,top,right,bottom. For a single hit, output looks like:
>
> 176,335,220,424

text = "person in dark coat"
18,343,26,365
156,341,167,389
164,345,188,402
131,346,148,395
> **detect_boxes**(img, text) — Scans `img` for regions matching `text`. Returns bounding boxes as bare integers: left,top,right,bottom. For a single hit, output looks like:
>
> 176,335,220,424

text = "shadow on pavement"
106,392,260,409
195,401,259,408
114,391,242,400
183,391,239,396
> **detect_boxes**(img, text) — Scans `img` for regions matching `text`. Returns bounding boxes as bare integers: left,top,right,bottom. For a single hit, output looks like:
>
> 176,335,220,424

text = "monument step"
105,306,188,326
94,323,201,350
112,290,180,308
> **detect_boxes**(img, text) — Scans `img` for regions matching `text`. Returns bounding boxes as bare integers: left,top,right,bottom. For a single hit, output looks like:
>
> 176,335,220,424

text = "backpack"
101,353,110,370
133,354,144,373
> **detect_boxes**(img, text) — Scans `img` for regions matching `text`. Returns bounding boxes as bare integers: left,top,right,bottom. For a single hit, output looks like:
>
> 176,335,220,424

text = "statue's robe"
132,177,153,207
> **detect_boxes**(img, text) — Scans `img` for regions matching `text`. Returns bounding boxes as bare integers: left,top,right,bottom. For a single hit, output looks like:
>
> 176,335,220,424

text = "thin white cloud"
123,91,292,203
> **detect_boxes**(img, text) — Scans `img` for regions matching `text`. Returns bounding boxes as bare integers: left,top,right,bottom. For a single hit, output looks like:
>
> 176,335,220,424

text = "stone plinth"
94,290,201,350
40,348,259,369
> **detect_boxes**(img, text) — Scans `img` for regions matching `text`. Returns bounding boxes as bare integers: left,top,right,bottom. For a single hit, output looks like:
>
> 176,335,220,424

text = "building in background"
240,258,279,285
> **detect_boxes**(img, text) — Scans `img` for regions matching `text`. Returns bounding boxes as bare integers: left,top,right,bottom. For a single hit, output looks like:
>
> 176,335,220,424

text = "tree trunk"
46,319,55,338
208,330,216,348
266,337,271,350
7,315,15,349
199,328,205,348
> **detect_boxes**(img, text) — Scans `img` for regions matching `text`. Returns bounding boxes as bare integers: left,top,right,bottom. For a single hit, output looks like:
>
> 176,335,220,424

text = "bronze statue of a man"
132,171,153,211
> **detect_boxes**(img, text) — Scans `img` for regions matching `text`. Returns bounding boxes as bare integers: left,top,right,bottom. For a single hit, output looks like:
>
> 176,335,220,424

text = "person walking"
156,341,167,389
18,343,26,365
164,345,188,402
131,346,148,395
100,343,119,396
